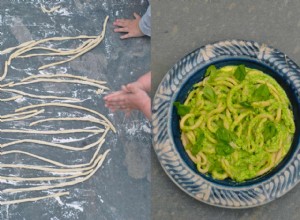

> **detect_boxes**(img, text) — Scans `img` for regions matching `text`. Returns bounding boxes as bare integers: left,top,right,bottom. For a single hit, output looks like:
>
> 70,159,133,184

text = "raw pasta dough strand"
0,151,105,174
30,117,108,127
0,40,35,55
1,110,38,119
0,35,97,81
0,169,93,182
15,103,116,132
21,73,106,84
17,39,94,58
7,36,96,64
38,16,109,70
1,109,44,122
0,95,22,102
41,5,61,13
9,78,109,90
0,128,104,134
0,88,80,101
0,191,69,205
0,144,102,168
3,149,110,194
1,128,108,151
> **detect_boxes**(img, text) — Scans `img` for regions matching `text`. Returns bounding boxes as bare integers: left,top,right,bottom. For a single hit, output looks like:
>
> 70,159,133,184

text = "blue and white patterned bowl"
152,40,300,208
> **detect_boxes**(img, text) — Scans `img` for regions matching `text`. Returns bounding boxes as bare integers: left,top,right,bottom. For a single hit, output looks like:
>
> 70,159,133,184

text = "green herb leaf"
234,64,247,82
215,127,236,143
174,102,190,116
205,65,217,77
263,121,277,141
252,84,271,102
240,101,253,109
203,85,217,102
215,142,234,156
191,130,205,156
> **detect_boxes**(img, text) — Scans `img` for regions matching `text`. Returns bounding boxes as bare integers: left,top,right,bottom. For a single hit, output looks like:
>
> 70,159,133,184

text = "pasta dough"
0,16,115,205
0,192,69,205
0,16,109,81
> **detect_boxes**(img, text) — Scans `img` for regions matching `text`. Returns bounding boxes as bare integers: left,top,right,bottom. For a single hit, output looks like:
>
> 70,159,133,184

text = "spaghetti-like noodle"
175,65,295,182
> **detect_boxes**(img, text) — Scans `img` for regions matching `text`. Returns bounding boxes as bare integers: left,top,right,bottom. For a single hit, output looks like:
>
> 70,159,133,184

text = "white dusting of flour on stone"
65,201,85,212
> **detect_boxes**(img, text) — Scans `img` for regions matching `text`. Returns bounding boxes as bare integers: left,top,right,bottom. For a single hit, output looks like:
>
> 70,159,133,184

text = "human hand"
113,13,144,39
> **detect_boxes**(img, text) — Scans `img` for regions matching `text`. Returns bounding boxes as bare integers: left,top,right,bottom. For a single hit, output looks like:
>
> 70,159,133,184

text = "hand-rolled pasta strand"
0,40,35,55
0,109,39,119
29,117,108,127
0,168,93,182
0,88,80,101
0,128,104,134
8,78,109,91
0,95,22,102
17,39,93,58
41,4,61,13
0,150,106,174
0,143,103,168
0,191,69,205
1,109,44,122
0,128,109,151
3,149,110,194
38,16,109,70
21,73,107,84
15,103,116,132
0,16,108,81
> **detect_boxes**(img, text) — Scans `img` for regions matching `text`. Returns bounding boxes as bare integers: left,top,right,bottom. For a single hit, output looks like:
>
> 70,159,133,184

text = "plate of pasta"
152,40,300,208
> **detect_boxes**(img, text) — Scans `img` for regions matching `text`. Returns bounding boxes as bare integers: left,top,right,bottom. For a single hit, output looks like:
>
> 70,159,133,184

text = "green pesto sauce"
177,65,295,182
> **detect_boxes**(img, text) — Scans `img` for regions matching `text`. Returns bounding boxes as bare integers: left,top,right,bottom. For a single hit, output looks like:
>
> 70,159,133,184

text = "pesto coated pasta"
175,65,295,182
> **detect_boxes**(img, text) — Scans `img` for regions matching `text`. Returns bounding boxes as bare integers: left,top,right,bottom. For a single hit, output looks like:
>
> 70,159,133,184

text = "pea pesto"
175,65,295,182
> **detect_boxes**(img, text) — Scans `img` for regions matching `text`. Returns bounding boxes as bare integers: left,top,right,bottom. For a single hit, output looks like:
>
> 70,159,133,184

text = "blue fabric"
139,5,151,37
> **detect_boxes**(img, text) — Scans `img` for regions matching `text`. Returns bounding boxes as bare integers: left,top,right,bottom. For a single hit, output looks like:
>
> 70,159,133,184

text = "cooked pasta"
175,65,295,182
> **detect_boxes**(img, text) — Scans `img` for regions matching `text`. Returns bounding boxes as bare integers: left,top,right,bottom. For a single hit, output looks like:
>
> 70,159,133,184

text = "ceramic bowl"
152,40,300,208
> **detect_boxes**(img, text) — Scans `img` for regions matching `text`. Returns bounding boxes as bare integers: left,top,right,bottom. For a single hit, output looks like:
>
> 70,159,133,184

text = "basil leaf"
263,121,277,141
240,101,253,109
215,142,234,156
191,130,205,156
203,85,217,102
174,102,190,116
234,64,246,82
205,65,217,77
252,84,270,102
215,127,234,143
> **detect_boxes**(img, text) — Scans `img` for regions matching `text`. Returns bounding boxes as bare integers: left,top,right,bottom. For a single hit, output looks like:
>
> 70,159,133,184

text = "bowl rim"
152,39,300,208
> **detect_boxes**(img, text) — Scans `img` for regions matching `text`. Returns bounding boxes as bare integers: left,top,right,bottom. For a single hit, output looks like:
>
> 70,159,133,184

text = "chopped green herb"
174,102,190,116
215,127,236,143
205,65,217,77
240,101,253,109
252,84,271,102
234,64,246,82
215,142,234,156
203,85,217,102
263,121,277,141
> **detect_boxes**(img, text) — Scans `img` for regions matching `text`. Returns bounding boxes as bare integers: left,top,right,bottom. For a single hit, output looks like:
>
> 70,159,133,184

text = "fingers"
121,85,130,93
113,19,127,27
114,27,129,33
120,34,131,39
133,13,141,19
104,91,124,101
126,83,140,93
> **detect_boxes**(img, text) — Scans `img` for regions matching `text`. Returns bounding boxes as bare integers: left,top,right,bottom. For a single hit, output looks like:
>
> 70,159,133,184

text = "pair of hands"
113,13,144,39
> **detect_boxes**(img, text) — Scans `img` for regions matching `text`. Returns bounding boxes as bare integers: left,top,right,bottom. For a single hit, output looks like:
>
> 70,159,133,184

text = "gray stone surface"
152,0,300,219
0,0,150,220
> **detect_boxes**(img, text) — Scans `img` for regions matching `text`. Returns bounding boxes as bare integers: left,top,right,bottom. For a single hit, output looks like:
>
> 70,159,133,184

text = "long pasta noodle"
175,65,295,182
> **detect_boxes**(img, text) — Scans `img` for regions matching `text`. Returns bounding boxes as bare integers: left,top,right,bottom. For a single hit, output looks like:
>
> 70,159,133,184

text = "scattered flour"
65,201,84,212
